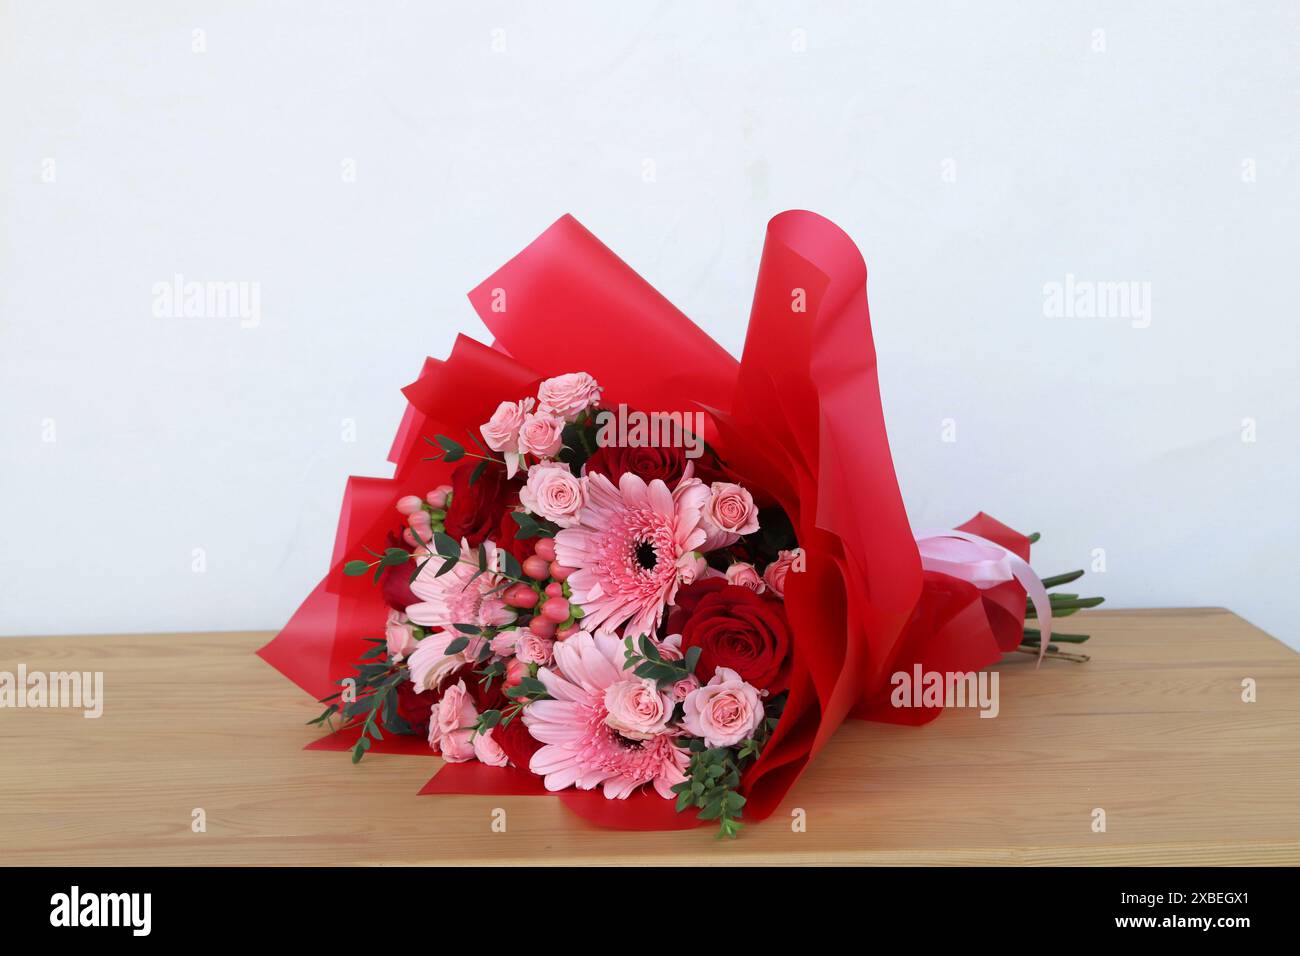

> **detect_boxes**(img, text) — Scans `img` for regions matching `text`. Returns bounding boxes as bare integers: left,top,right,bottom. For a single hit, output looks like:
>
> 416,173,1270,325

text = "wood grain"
2,608,1297,865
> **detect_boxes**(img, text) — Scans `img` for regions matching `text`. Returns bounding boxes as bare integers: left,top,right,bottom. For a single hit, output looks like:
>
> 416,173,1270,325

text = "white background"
2,2,1297,647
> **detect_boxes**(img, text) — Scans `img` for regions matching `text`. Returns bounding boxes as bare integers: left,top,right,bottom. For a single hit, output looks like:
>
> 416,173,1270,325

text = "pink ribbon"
913,529,1051,665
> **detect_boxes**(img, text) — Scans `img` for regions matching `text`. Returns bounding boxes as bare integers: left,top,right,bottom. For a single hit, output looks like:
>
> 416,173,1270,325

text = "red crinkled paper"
258,211,1029,830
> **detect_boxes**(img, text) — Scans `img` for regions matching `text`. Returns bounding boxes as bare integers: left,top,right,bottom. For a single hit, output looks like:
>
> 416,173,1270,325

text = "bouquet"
259,211,1101,836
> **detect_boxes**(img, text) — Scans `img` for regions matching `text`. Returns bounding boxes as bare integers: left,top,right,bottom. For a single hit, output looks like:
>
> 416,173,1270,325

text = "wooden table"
2,608,1297,865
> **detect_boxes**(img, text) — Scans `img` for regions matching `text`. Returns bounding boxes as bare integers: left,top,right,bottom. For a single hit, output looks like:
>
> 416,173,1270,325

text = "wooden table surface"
2,608,1298,866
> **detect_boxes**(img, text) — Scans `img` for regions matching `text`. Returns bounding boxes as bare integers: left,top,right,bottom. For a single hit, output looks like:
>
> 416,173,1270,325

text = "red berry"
545,582,564,597
549,561,575,582
555,625,580,640
504,584,538,608
541,597,570,622
528,616,557,638
533,537,557,562
522,555,550,580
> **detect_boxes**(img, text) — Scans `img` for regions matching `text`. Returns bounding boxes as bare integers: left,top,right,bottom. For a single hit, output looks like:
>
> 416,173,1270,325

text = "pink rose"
603,678,673,740
700,481,759,549
763,548,804,598
519,462,585,527
385,609,418,661
670,673,700,703
724,561,765,594
681,667,764,748
480,398,534,453
537,372,602,422
515,633,554,666
472,727,510,767
428,680,478,762
517,412,565,459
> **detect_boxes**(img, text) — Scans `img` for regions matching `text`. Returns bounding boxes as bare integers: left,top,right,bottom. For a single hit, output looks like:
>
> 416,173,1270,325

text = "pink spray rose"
724,561,765,594
480,398,534,453
762,548,804,598
603,678,674,740
519,461,586,527
517,412,565,459
700,481,759,550
385,609,418,661
471,727,510,767
515,633,555,666
537,372,602,422
681,667,764,748
428,680,479,762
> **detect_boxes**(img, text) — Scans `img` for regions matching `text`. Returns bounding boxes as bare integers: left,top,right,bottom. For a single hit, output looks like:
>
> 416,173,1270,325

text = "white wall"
2,1,1297,647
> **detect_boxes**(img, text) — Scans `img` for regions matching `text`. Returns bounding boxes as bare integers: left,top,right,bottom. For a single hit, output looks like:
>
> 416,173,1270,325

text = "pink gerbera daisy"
404,539,515,690
523,632,689,799
554,469,711,638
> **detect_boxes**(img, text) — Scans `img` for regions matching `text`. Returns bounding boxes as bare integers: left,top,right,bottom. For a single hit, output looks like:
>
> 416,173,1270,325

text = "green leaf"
683,645,702,675
433,532,460,560
469,459,487,486
453,623,482,634
479,709,502,730
381,547,410,568
343,560,371,576
436,556,458,577
434,434,465,462
500,551,522,580
444,636,470,655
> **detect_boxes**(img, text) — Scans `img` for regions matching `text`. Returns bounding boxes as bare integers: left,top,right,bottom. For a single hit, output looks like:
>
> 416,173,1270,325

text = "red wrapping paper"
258,211,1030,831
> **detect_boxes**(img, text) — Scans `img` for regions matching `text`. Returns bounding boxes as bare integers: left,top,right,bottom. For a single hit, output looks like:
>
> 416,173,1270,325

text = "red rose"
674,582,791,692
379,531,418,611
443,460,517,546
395,680,434,735
495,508,533,565
584,444,687,486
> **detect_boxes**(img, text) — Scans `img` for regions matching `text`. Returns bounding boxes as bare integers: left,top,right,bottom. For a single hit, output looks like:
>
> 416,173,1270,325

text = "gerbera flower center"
634,540,658,571
611,729,645,750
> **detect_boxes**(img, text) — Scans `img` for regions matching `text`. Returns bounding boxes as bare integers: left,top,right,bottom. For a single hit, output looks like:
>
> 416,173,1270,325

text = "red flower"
380,532,418,611
395,680,434,735
443,460,516,546
494,508,533,565
584,445,687,487
671,581,791,692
